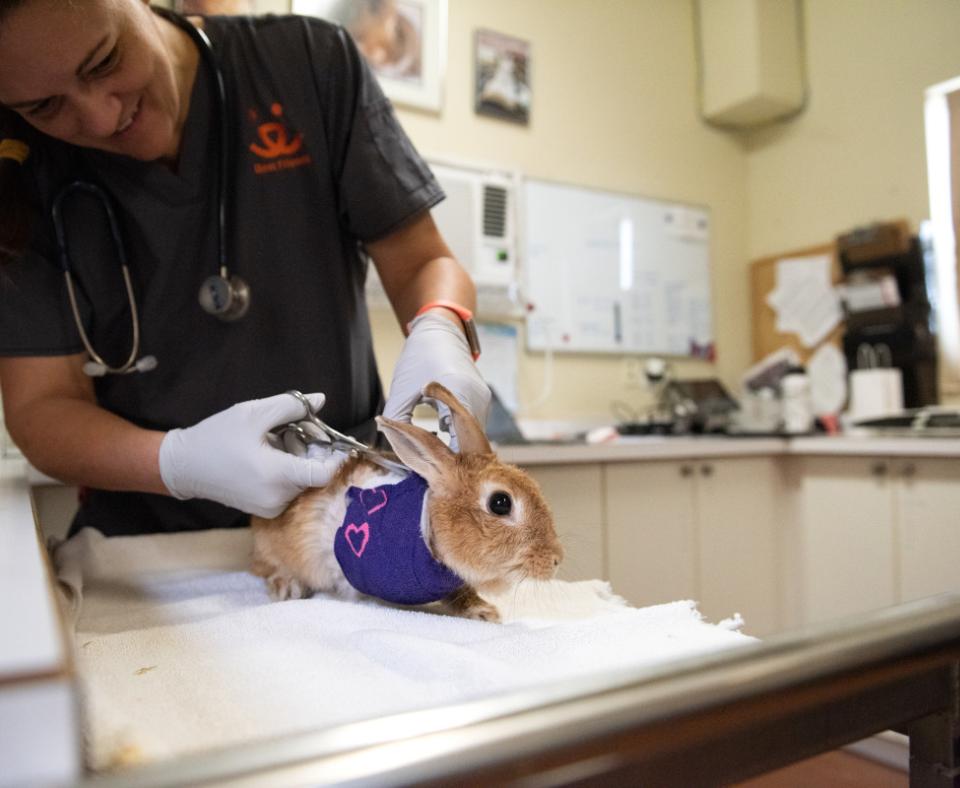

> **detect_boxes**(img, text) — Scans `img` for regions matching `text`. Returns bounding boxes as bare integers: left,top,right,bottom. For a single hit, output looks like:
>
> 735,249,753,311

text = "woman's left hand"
382,311,491,452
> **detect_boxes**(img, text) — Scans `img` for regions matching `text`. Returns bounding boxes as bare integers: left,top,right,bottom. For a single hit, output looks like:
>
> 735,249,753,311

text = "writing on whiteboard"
523,178,714,358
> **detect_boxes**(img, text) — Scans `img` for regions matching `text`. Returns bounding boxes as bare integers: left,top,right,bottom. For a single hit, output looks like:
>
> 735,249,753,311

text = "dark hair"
0,0,39,267
0,0,28,21
0,112,39,268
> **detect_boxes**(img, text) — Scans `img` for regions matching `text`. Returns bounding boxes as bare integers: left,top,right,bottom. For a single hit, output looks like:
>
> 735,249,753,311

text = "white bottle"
754,387,781,432
781,366,814,435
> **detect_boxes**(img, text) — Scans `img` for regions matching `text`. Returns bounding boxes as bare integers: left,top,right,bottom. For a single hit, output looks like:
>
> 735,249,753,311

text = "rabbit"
250,382,564,622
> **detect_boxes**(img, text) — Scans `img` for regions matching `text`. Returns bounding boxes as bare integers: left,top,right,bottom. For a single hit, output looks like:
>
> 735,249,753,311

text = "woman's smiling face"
0,0,193,162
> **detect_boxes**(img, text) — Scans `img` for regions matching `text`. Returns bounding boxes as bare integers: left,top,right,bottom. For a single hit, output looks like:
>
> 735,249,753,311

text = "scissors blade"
333,441,410,476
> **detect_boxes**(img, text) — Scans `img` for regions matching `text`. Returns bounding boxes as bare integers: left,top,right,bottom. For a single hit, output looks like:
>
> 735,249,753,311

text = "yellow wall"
370,0,960,420
745,0,960,407
378,0,750,420
746,0,960,258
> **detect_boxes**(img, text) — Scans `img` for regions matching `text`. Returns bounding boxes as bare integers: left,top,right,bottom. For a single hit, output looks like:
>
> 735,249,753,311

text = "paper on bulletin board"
476,323,519,412
765,254,842,347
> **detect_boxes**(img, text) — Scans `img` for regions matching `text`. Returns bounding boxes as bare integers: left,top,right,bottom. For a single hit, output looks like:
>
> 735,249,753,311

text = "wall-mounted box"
696,0,806,128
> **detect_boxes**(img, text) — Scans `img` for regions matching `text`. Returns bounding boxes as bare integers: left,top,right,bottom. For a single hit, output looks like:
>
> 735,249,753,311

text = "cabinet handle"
700,464,714,477
902,463,916,478
680,465,694,478
870,462,887,477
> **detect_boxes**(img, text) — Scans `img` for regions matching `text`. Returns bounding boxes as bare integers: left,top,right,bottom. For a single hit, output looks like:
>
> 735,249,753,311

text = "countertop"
496,434,960,465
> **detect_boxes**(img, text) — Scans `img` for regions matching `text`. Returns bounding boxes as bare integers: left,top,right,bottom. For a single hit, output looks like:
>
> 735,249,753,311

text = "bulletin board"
523,178,714,358
750,242,842,364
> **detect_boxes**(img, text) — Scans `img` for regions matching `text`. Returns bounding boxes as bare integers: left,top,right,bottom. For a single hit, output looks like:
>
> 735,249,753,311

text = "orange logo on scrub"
249,103,303,159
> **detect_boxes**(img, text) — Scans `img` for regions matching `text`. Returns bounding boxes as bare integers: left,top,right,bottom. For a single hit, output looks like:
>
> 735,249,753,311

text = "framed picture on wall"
174,0,290,12
474,29,530,125
292,0,447,112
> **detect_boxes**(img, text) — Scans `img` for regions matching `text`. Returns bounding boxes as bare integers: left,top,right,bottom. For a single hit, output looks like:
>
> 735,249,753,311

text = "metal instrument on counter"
613,358,735,436
850,407,960,437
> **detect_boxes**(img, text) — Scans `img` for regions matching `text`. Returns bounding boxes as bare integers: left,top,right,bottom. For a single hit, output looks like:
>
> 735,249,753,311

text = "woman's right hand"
158,392,346,518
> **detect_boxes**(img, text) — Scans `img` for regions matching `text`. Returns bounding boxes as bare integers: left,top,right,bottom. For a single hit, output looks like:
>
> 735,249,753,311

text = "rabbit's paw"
447,586,502,623
268,572,308,601
465,599,501,622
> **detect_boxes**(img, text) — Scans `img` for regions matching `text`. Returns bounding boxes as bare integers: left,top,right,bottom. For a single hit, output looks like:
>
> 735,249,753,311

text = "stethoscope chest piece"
199,273,250,321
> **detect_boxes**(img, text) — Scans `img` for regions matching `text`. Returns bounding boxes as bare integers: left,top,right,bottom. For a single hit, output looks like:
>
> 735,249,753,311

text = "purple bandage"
334,474,464,605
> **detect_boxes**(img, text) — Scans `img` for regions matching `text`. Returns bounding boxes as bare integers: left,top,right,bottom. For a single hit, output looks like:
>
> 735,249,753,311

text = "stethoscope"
50,9,249,377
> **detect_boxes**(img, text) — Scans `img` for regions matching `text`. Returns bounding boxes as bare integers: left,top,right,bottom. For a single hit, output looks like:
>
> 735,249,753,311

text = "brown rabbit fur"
251,382,564,622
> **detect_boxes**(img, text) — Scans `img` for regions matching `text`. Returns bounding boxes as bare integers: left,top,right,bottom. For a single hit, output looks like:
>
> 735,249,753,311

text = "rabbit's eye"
487,491,512,516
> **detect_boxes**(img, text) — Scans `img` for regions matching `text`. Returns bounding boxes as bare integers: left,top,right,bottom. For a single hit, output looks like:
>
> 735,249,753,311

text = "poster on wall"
292,0,447,112
474,29,531,125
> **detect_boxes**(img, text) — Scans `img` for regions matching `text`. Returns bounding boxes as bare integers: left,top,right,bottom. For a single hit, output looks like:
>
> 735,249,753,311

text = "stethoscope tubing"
62,268,143,375
52,181,144,375
188,19,231,281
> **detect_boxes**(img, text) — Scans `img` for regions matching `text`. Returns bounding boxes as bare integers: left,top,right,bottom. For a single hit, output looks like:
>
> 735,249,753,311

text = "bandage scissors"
279,390,409,476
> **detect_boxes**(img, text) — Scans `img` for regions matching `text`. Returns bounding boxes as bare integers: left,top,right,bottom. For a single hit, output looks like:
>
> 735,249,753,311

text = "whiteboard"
523,178,714,358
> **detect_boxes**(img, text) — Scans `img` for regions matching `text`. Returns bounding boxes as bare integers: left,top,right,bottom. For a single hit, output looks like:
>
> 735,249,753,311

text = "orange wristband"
410,300,481,361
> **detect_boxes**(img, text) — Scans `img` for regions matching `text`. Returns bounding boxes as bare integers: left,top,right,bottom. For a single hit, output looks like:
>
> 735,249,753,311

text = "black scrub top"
0,14,444,536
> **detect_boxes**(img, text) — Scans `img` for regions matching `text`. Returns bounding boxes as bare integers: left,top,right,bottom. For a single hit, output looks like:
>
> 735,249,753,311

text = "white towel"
53,528,754,771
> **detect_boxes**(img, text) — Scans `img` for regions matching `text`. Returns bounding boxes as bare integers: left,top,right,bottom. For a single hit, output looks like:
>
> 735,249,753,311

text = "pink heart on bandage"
344,522,370,557
361,488,388,515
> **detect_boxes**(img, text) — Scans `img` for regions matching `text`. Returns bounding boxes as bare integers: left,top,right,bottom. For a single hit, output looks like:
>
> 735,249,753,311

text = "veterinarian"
0,0,489,536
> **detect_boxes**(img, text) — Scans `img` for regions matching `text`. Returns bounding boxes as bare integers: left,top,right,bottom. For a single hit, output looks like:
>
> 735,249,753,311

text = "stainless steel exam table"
79,592,960,787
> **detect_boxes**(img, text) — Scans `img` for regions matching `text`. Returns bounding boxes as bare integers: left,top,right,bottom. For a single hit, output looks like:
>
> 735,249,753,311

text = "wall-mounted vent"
368,160,520,318
427,160,519,311
482,185,508,239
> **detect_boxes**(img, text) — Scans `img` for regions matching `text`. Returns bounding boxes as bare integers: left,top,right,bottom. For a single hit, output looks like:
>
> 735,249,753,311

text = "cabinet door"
696,457,781,635
896,458,960,602
521,464,604,582
605,461,697,608
795,457,896,625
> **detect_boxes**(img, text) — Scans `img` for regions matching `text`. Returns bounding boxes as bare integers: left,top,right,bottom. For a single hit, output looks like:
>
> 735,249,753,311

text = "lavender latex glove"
382,311,491,452
158,392,347,518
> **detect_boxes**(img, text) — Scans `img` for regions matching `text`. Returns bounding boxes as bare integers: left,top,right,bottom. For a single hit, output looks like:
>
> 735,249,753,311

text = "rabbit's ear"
422,382,491,455
376,416,454,485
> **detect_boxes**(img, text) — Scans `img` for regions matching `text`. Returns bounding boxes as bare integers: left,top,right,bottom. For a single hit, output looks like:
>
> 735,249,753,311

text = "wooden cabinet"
896,458,960,602
696,458,782,635
532,450,959,636
606,457,782,635
789,455,960,627
521,463,605,582
789,457,897,626
606,460,698,608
